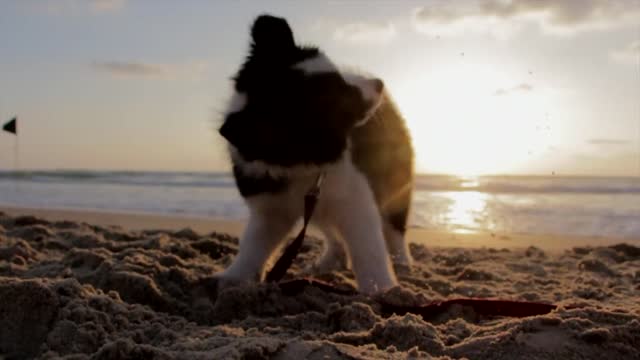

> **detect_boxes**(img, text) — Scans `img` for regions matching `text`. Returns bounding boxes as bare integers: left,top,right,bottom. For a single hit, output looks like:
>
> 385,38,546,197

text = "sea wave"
0,170,236,188
414,175,640,194
1,170,638,194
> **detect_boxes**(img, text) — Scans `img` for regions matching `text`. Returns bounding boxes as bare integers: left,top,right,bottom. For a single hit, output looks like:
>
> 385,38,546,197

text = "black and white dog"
217,15,414,294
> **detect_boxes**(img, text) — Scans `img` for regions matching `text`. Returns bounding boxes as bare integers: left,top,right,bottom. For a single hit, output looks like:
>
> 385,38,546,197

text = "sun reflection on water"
443,191,491,234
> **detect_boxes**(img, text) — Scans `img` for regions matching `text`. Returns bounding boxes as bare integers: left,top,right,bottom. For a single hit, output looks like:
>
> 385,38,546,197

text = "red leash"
265,175,558,320
378,298,557,319
277,278,558,319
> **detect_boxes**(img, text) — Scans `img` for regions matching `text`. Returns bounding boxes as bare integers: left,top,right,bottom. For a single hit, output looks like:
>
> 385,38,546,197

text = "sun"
393,62,553,176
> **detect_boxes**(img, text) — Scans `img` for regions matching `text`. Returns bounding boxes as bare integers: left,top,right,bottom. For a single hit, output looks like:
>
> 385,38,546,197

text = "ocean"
1,170,639,240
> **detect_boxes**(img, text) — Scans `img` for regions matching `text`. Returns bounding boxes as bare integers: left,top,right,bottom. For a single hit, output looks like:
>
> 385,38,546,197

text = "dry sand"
0,208,639,359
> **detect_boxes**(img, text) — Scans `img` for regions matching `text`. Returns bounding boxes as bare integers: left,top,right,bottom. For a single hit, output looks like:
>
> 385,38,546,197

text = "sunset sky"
0,0,638,176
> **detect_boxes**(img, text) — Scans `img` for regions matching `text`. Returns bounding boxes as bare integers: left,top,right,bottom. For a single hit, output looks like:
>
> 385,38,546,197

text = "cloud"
588,138,632,146
494,83,533,96
92,60,209,80
413,0,640,37
28,0,125,15
92,61,165,77
610,40,640,65
333,22,397,44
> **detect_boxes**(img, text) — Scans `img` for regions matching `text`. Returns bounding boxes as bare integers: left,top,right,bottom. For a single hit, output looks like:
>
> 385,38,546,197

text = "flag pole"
14,131,19,173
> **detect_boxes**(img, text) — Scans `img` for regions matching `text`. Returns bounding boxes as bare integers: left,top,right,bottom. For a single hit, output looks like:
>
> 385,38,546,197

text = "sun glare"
444,190,492,234
394,63,554,176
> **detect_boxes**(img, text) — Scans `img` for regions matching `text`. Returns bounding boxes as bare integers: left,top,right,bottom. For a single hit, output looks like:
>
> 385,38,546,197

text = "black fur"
232,165,289,197
221,14,414,213
219,14,415,275
220,15,373,169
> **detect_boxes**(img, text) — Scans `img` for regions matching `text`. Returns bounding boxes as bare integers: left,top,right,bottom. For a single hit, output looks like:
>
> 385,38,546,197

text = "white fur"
293,53,338,74
218,151,398,294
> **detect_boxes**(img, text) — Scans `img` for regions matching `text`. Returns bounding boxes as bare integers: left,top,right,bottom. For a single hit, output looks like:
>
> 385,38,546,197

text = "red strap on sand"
379,298,557,320
277,278,558,319
265,175,557,320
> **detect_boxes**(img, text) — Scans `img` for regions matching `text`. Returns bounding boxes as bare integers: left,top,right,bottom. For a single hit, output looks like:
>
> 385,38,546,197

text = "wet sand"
1,206,626,251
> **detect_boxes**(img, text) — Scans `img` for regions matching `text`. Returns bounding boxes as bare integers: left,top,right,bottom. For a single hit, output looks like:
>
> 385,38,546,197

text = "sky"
0,0,638,176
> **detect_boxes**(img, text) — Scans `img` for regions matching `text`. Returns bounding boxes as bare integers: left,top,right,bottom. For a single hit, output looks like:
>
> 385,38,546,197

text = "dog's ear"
219,112,251,147
251,14,295,53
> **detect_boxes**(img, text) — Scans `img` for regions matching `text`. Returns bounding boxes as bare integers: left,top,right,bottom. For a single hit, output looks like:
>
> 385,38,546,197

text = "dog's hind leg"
311,225,349,273
384,222,412,266
382,189,413,266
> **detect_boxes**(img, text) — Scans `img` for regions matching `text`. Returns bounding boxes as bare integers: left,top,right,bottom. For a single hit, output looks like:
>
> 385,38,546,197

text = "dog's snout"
372,78,384,93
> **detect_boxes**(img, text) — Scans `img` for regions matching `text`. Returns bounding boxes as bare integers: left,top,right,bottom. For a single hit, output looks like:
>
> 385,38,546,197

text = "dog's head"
220,14,385,167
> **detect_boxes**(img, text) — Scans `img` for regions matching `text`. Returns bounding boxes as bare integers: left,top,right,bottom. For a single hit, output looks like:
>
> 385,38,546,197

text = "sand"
0,208,639,359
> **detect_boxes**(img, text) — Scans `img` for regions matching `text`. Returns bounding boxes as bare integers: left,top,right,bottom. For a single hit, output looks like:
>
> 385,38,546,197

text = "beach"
1,207,638,359
3,1,639,358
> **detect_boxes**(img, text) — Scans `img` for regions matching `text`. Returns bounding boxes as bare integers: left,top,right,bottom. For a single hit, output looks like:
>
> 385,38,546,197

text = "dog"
216,14,414,294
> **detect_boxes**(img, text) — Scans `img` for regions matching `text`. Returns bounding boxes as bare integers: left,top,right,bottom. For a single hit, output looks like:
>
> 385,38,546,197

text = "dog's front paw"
358,277,398,296
391,252,414,268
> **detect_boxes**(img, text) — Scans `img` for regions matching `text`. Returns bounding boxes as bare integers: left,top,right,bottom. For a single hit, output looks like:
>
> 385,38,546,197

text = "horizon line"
0,168,638,179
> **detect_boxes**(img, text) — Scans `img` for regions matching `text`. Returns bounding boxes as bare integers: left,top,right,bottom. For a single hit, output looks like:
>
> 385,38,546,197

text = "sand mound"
0,212,639,359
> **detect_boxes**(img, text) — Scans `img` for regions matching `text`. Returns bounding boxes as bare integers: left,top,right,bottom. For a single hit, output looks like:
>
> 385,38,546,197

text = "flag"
2,117,17,135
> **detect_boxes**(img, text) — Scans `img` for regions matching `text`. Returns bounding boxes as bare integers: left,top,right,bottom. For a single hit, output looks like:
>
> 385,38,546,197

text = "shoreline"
2,205,635,251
